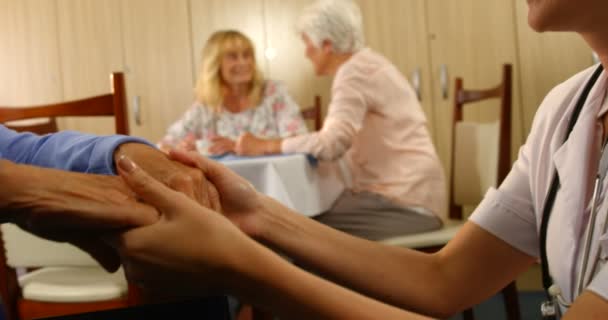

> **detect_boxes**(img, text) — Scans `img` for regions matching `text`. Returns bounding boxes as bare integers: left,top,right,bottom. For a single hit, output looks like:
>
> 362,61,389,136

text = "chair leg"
462,308,474,320
501,281,521,320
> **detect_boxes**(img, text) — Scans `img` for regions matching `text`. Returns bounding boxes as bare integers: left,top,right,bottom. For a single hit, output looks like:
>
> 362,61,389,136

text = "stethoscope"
539,64,606,319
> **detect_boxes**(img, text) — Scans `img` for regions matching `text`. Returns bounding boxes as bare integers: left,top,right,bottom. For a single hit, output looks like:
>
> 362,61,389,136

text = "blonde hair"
194,30,265,112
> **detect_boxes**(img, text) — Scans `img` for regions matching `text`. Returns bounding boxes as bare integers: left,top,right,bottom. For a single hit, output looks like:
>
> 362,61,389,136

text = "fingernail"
118,155,137,173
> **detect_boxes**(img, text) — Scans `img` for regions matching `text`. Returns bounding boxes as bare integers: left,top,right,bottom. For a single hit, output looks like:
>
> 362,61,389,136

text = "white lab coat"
470,64,608,307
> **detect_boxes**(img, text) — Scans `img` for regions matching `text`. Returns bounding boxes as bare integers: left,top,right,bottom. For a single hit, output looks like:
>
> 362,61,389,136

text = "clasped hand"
106,149,268,298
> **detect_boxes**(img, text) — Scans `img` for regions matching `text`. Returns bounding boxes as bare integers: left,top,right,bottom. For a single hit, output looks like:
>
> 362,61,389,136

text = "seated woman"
235,0,445,240
158,30,307,155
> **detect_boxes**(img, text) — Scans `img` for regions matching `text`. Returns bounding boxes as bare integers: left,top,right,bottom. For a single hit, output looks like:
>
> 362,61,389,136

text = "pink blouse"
282,48,446,218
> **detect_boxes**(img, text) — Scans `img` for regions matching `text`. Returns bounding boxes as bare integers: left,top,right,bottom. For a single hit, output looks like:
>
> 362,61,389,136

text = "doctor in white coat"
107,0,608,319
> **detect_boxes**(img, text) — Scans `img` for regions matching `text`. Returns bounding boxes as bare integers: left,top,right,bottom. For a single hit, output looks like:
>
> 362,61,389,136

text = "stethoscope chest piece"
541,299,557,319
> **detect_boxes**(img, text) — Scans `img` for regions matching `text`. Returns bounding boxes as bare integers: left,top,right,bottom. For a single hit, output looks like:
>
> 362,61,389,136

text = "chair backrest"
449,64,512,220
4,118,58,135
0,72,132,320
0,72,128,135
301,95,322,131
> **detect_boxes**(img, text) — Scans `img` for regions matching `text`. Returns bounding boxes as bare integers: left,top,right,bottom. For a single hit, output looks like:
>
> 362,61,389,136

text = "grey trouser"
314,190,442,241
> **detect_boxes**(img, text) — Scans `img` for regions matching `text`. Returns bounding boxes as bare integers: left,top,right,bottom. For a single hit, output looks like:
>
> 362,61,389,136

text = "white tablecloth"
214,154,344,217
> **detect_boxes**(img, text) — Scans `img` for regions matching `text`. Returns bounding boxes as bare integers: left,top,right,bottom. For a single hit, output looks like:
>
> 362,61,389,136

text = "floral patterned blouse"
158,80,308,153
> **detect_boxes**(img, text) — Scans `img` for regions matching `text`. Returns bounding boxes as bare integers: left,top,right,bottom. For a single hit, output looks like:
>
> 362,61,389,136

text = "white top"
470,64,608,306
159,80,308,153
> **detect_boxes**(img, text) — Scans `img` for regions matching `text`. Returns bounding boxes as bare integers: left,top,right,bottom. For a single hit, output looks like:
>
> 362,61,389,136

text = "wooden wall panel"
0,0,62,106
121,0,195,142
426,0,523,180
356,0,435,140
514,1,593,136
56,0,124,135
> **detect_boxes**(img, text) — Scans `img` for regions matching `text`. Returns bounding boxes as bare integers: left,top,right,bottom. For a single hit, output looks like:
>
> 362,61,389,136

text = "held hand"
108,155,255,298
169,149,270,238
114,143,221,211
0,161,159,272
209,136,236,155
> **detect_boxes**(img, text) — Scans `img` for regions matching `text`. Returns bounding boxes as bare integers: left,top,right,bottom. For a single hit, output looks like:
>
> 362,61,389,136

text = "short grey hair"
296,0,365,54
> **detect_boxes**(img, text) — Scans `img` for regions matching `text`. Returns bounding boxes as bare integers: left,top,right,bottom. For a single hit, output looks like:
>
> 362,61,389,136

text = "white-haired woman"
236,0,445,241
158,30,307,155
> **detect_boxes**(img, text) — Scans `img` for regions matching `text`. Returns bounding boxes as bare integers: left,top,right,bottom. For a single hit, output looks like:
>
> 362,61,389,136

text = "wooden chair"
382,64,519,320
301,95,322,131
0,72,137,320
0,72,128,135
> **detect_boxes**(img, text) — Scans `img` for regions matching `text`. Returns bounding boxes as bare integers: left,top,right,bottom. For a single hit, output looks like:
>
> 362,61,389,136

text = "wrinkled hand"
107,155,256,299
0,160,159,272
209,136,235,155
114,143,221,211
168,150,267,238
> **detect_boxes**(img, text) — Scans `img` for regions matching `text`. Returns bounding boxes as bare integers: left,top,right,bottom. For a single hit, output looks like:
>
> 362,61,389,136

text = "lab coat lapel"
551,70,606,301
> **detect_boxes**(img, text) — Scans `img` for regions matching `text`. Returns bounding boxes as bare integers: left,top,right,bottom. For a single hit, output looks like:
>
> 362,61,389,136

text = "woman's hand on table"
235,132,282,156
209,136,236,155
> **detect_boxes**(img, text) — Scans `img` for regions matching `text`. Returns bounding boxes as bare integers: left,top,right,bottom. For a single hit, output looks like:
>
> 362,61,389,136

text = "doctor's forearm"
254,196,458,317
230,233,433,320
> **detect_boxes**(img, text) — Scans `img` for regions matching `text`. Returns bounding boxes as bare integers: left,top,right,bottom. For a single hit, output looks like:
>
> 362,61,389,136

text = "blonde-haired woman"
159,30,307,155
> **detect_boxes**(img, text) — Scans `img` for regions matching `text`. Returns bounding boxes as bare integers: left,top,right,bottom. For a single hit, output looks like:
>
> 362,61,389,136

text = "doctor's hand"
0,160,159,272
168,149,283,239
109,155,259,299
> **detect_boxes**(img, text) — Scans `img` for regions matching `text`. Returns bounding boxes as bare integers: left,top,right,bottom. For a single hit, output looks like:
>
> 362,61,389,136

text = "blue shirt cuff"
89,136,156,175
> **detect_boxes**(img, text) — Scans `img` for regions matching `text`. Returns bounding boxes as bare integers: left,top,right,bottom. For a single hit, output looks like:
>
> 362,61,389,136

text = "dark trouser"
315,190,442,241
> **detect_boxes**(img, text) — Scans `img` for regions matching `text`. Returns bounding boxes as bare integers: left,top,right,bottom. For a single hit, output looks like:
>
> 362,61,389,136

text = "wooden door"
426,0,524,186
56,0,125,135
121,0,195,142
514,1,594,135
356,0,435,140
0,0,62,105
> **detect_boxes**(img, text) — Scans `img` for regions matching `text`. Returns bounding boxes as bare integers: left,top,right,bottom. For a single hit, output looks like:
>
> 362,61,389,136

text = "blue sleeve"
0,125,154,175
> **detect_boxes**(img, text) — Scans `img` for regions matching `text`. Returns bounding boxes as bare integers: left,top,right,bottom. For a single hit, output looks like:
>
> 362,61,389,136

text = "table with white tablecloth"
212,153,344,217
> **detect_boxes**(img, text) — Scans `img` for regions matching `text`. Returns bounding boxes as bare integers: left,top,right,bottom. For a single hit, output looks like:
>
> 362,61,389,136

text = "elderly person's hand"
0,160,159,272
209,136,236,155
114,142,221,211
106,155,262,299
235,132,282,156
